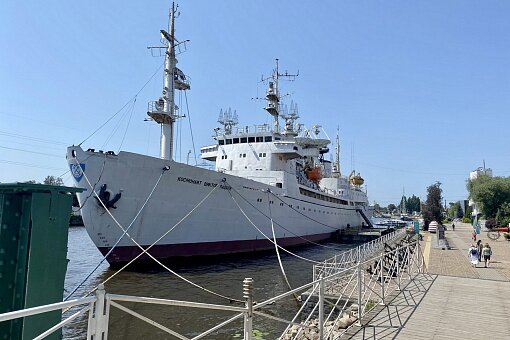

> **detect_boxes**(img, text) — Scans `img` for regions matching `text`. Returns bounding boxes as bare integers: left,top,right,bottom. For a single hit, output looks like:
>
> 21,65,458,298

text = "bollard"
243,278,253,340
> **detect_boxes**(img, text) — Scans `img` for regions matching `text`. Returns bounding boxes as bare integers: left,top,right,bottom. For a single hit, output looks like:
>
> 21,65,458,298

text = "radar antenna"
217,108,238,135
281,101,300,136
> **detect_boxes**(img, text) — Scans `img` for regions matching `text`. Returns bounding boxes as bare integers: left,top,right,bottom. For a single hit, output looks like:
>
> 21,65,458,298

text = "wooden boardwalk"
342,222,510,339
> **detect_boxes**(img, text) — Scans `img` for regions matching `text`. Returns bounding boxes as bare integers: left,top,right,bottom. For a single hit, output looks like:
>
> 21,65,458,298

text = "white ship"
66,4,371,266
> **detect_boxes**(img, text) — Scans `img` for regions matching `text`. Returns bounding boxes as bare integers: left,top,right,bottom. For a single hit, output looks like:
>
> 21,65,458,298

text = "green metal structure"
0,183,82,340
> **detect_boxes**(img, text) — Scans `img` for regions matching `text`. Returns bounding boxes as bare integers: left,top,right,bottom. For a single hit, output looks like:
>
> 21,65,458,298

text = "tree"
447,202,463,219
399,195,407,213
423,182,442,224
387,204,397,214
25,180,37,184
406,195,421,214
373,203,381,212
467,175,510,218
43,175,64,186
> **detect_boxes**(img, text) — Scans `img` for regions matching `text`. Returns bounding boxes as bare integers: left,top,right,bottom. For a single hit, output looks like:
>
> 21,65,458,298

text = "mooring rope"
268,190,345,230
267,191,293,292
71,156,243,303
72,154,107,213
228,184,346,251
227,187,321,265
65,169,165,301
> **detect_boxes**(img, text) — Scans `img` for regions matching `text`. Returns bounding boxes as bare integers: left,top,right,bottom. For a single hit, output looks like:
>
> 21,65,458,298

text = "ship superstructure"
66,3,370,266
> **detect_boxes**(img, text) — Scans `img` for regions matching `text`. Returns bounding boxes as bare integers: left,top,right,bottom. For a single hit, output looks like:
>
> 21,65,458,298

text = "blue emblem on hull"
70,163,85,182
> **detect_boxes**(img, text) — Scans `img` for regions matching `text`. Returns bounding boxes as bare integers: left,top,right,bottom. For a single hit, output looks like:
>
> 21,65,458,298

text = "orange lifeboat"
305,167,322,182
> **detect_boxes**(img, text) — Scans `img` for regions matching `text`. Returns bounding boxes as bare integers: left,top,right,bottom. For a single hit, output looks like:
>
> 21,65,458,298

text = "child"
482,243,492,268
468,244,479,268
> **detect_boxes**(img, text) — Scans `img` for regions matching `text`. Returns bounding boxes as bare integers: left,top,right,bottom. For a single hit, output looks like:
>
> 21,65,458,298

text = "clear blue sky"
1,0,509,207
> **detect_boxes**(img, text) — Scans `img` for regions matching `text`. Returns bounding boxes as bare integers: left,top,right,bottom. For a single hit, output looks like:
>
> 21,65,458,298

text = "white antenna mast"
333,126,341,177
263,59,298,133
147,2,190,160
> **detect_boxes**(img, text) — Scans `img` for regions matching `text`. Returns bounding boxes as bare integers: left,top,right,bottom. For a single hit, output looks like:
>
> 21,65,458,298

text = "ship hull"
67,146,366,265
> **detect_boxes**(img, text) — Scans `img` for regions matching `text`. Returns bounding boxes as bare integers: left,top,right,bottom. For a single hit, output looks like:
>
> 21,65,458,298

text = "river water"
63,227,356,339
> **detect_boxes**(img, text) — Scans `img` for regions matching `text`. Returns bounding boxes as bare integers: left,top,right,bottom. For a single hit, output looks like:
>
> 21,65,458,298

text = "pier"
342,222,510,339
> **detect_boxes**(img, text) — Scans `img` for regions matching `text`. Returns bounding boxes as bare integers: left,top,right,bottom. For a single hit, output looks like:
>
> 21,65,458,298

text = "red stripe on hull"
99,232,335,265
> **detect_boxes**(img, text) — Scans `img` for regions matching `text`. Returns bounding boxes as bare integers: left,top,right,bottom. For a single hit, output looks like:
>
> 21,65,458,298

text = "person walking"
472,230,477,242
482,243,492,268
468,244,479,268
452,223,455,231
476,240,483,262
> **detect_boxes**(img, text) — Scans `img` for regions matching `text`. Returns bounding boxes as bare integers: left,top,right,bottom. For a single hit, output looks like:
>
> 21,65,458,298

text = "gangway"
356,208,374,228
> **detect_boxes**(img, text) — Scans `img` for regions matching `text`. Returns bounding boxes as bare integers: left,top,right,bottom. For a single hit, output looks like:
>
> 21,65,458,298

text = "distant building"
468,166,493,217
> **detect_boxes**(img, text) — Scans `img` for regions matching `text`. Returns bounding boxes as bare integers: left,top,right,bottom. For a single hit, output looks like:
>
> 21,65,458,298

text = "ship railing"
0,236,423,339
313,227,408,281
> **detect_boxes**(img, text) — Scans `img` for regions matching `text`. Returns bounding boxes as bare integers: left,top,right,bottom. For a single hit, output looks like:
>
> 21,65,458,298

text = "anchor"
95,184,122,209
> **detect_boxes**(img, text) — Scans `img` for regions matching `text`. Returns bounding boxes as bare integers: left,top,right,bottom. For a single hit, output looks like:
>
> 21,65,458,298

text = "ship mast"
264,59,298,133
332,127,341,177
147,3,190,160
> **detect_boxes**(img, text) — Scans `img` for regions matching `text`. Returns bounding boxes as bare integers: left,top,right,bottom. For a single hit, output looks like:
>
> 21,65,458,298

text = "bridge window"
241,137,247,143
256,136,263,142
226,139,232,145
264,136,272,142
218,140,225,145
248,137,255,143
233,138,239,144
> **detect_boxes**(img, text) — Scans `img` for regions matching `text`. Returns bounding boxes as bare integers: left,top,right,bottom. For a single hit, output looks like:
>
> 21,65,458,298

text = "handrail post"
356,247,363,326
379,256,385,305
243,278,253,340
90,284,107,340
417,237,422,273
396,246,401,291
319,276,324,340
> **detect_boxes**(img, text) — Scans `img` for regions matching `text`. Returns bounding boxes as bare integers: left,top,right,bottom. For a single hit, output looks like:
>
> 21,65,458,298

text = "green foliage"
495,202,510,227
422,182,442,223
43,175,64,186
387,204,397,213
462,217,471,223
232,329,268,339
467,175,510,218
406,195,421,213
447,202,463,219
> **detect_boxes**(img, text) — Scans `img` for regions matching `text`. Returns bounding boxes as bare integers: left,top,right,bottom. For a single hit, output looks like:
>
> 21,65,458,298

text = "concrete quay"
342,222,510,339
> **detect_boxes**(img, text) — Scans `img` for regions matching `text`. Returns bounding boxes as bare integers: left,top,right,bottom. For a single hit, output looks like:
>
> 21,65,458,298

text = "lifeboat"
305,167,322,182
350,175,364,186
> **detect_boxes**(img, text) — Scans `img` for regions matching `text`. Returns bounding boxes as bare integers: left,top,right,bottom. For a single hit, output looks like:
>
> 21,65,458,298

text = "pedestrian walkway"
343,222,510,339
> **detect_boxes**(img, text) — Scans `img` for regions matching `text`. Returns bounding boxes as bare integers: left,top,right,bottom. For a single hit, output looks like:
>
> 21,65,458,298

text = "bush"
485,218,496,230
462,217,471,223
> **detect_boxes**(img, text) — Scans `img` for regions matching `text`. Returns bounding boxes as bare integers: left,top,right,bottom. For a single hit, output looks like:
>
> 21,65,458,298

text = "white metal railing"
313,227,408,281
0,296,96,340
0,234,422,340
